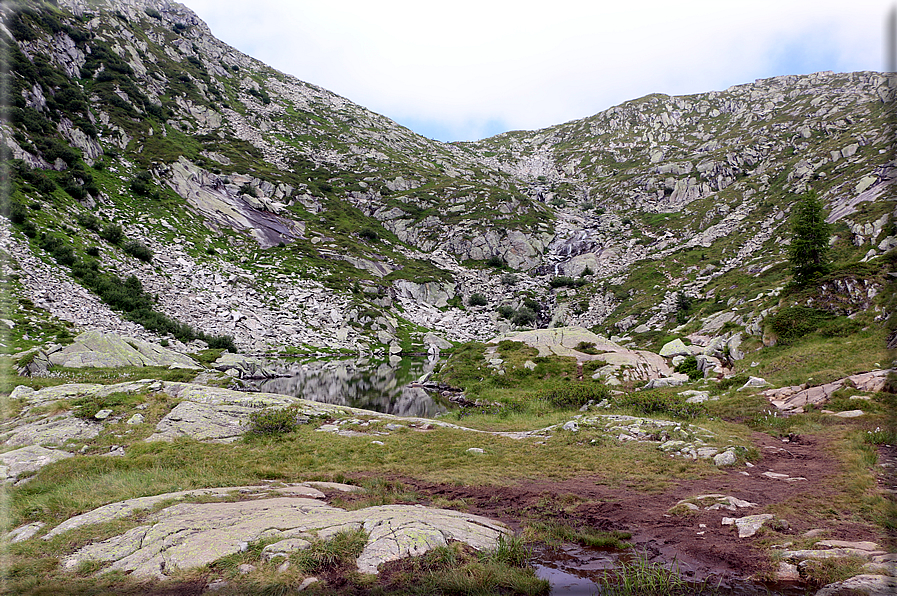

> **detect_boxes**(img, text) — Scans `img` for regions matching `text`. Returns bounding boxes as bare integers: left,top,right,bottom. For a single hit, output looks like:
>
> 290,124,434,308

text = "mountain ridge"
0,0,893,356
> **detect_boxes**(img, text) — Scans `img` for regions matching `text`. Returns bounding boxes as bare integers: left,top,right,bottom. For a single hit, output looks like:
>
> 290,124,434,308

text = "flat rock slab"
0,445,73,483
42,484,332,541
63,497,508,578
3,414,101,448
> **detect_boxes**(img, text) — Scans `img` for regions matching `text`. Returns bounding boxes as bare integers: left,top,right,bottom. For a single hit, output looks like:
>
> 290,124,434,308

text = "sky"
184,0,893,142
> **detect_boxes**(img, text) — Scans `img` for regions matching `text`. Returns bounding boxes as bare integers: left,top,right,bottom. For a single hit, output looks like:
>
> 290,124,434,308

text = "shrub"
204,334,237,353
129,171,153,196
575,341,600,355
123,240,153,262
501,273,518,285
468,293,488,307
100,223,123,244
765,306,835,345
359,227,378,241
486,255,505,268
247,408,301,436
511,307,536,327
85,246,100,257
497,305,515,319
674,355,702,381
76,212,101,231
615,391,705,420
522,297,541,312
542,383,611,409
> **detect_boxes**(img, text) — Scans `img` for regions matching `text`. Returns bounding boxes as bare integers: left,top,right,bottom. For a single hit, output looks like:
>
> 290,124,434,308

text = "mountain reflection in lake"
246,357,451,418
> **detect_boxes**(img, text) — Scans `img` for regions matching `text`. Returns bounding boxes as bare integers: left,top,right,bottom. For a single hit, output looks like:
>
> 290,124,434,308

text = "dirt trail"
358,431,885,583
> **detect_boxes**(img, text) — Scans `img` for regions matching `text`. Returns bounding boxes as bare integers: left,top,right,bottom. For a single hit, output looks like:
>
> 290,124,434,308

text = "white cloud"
185,0,891,140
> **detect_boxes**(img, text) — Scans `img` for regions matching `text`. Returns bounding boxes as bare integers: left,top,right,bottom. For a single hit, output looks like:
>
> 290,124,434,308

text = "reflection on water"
246,357,451,418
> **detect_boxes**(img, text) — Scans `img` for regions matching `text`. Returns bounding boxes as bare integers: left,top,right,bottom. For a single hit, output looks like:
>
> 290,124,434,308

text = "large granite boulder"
489,327,671,382
48,331,201,369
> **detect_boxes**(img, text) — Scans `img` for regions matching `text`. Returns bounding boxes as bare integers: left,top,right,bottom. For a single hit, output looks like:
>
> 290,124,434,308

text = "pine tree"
789,190,830,285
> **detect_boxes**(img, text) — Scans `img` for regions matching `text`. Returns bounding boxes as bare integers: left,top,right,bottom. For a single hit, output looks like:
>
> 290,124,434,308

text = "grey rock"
62,496,509,578
815,575,896,596
714,450,737,467
721,513,775,538
739,376,768,390
48,331,200,369
659,338,691,357
0,445,73,483
6,521,45,543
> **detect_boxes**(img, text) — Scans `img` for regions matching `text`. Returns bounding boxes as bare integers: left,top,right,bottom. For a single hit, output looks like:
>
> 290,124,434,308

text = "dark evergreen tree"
789,191,830,285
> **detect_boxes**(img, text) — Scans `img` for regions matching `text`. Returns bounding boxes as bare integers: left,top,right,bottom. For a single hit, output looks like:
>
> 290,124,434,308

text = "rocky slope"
0,0,894,356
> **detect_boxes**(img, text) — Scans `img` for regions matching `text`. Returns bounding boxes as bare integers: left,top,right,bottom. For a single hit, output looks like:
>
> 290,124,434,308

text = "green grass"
733,316,888,387
525,521,631,549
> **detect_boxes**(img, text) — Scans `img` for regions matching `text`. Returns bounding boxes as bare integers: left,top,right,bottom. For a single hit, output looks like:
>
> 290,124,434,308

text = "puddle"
533,544,807,595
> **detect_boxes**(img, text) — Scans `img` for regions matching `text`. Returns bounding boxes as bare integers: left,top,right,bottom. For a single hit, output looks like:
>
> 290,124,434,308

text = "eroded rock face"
60,494,509,578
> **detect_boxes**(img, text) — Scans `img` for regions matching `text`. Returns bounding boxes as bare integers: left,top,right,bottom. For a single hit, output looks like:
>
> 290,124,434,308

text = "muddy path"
344,430,886,586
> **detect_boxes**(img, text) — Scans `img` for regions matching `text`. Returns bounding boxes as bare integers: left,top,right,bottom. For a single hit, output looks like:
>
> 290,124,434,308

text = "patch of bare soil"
354,431,885,585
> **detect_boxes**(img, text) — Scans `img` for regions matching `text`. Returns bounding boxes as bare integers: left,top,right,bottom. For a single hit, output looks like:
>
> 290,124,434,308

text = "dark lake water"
244,356,452,418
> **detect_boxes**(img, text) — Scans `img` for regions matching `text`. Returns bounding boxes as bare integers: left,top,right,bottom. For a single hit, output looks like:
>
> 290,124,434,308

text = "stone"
467,448,485,454
94,409,113,420
832,409,864,418
714,450,737,467
5,414,101,448
262,538,311,560
213,353,278,378
815,574,896,596
739,376,768,389
721,513,774,538
0,445,73,483
659,338,691,357
562,421,579,432
61,495,509,578
6,521,45,543
298,577,319,590
126,413,145,425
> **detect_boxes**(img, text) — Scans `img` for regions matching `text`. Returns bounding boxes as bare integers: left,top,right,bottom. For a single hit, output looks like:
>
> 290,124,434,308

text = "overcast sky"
184,0,892,142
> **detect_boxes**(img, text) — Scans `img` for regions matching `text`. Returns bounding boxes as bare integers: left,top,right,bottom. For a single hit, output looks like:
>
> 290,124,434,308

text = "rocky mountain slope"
0,0,894,357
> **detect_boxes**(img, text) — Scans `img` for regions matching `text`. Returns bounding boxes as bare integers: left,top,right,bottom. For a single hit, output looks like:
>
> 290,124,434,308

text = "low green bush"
247,408,301,436
674,355,702,381
615,391,705,420
468,293,488,307
542,383,610,409
123,240,153,262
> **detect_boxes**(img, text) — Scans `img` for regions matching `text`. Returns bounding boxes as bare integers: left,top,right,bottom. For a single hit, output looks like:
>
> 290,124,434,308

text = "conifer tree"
789,190,830,285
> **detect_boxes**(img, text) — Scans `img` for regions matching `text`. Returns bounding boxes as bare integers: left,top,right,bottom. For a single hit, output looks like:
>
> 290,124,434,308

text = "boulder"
491,327,671,381
48,331,200,369
659,339,690,357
